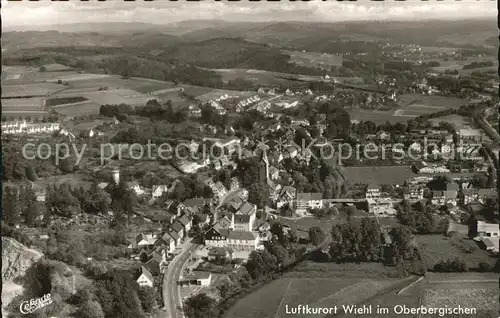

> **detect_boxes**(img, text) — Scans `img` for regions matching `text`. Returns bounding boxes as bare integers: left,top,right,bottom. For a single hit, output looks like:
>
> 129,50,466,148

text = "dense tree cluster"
396,200,438,234
329,218,382,262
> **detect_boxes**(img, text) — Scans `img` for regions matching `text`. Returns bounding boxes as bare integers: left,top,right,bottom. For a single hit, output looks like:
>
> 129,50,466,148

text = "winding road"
162,242,197,318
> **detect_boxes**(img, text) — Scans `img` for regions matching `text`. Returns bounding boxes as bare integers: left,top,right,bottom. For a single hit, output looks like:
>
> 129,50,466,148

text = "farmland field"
395,94,465,117
51,101,102,116
429,56,498,74
428,114,472,130
213,68,324,86
46,96,89,107
42,63,73,72
2,83,64,97
1,98,45,110
225,262,412,318
415,234,495,269
343,166,416,185
349,109,408,124
284,50,343,70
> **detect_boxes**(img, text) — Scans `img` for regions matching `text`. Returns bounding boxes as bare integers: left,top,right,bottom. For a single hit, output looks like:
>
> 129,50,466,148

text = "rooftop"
477,221,499,233
228,231,257,241
296,192,323,201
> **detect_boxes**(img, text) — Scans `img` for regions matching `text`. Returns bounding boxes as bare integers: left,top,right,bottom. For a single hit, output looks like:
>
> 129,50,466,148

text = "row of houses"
2,122,60,134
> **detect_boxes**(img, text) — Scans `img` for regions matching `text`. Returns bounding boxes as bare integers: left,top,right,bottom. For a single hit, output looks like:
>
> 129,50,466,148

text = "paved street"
162,242,197,318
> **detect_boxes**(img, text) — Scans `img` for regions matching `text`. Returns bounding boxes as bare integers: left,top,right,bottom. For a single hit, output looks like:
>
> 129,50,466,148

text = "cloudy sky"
2,0,496,29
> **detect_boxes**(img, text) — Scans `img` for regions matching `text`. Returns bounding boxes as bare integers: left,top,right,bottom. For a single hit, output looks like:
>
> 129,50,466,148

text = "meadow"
2,83,64,98
415,234,495,270
225,262,413,318
283,50,343,70
343,166,416,186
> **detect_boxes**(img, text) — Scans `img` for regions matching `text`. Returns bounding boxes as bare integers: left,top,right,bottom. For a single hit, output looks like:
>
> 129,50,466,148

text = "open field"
54,88,152,106
2,83,64,97
343,166,416,185
52,75,176,93
283,50,343,70
42,63,73,72
1,98,45,110
429,56,497,74
357,272,498,318
50,101,102,116
349,109,409,124
428,114,472,130
213,68,325,86
415,234,495,270
225,262,412,318
394,94,465,117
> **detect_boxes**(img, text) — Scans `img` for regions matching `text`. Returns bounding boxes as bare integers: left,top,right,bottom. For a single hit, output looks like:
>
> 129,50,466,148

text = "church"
258,148,282,201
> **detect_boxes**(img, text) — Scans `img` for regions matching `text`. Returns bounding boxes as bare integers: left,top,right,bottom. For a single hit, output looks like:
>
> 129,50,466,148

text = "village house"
127,181,146,196
214,215,234,231
431,183,459,206
229,177,240,190
212,181,227,199
458,129,483,144
403,184,424,200
296,193,323,212
477,188,497,204
164,229,182,247
171,222,185,238
194,213,210,227
475,221,500,240
144,251,163,276
151,185,169,201
204,227,230,247
234,202,257,232
179,198,209,214
227,231,260,251
366,184,381,200
178,271,212,287
178,214,193,234
482,237,499,254
462,188,479,205
188,104,202,118
207,247,234,262
136,266,154,287
155,235,176,255
276,186,296,209
129,233,157,249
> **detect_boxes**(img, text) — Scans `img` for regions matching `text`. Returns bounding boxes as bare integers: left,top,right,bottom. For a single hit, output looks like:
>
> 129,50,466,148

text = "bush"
433,257,468,272
477,262,491,272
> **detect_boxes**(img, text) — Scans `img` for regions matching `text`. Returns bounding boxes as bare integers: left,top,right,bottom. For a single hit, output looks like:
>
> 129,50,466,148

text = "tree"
183,293,215,318
78,300,105,318
308,226,326,246
2,186,21,226
247,183,269,209
359,218,381,262
138,286,156,313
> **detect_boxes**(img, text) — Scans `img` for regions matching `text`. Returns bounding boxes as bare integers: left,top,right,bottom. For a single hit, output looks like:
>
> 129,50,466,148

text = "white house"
475,221,500,240
137,266,154,287
152,185,168,200
227,231,260,251
366,184,381,200
296,193,323,211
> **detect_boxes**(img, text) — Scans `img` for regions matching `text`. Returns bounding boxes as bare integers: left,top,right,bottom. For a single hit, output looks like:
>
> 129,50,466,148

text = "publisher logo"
19,294,53,314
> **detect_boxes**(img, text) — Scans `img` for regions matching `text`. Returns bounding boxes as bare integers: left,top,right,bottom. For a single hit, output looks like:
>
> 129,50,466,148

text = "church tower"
258,148,269,183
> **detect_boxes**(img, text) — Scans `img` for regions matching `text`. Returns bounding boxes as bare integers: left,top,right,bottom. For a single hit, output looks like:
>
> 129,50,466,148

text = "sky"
1,0,496,29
